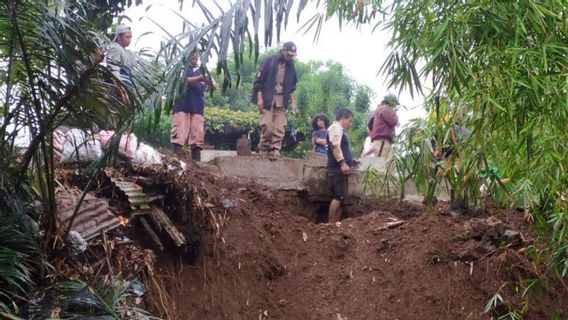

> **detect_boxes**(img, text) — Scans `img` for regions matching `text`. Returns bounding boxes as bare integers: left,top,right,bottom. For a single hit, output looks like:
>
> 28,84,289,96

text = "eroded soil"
136,160,568,320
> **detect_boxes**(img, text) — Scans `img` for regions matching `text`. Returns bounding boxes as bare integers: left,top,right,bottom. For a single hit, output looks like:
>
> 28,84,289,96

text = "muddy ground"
130,159,568,320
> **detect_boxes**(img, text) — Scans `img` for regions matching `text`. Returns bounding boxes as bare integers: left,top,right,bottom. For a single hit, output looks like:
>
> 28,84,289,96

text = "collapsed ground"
56,156,568,319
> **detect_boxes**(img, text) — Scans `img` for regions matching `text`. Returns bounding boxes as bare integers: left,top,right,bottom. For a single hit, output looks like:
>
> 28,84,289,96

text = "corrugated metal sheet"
110,178,186,247
110,178,151,214
57,191,121,241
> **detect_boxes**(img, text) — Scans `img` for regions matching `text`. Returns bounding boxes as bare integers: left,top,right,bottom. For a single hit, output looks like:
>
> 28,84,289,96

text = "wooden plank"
139,216,164,250
151,206,187,247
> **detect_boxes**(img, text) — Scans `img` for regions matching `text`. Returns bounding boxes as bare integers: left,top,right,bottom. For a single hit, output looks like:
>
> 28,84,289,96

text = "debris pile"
458,216,525,261
55,128,162,165
32,148,227,318
20,144,568,320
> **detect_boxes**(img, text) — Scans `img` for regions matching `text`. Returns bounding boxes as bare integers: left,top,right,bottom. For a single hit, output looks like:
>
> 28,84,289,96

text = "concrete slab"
201,150,237,163
212,150,448,202
214,156,305,190
302,151,400,200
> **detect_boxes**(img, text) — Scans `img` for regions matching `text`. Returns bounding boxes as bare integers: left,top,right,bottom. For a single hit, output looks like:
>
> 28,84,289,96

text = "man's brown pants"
259,106,286,151
170,112,204,148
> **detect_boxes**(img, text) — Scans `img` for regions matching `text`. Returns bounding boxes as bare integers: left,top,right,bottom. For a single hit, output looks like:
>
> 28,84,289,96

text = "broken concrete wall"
214,156,305,190
303,152,401,201
213,152,406,201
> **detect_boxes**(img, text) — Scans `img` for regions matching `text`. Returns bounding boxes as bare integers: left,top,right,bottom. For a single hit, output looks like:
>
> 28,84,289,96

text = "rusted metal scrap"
110,178,152,215
110,178,186,247
57,190,121,241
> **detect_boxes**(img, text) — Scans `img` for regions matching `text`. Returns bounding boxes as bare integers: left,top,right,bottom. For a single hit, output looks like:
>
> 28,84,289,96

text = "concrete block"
212,151,449,202
201,150,237,163
215,156,305,190
303,165,330,198
358,156,390,172
303,160,399,201
304,151,327,167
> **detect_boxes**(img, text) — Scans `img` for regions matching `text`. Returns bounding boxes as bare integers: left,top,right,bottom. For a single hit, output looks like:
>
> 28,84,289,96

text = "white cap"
113,24,131,41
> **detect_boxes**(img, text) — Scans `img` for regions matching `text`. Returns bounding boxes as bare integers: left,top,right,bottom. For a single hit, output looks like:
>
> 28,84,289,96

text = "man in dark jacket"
363,94,399,161
251,42,298,157
327,108,355,224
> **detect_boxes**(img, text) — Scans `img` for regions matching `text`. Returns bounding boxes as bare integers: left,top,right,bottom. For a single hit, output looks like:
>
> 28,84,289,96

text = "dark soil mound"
139,160,568,320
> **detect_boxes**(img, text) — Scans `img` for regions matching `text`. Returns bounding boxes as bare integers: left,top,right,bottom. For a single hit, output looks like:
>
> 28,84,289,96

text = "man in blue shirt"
171,50,214,161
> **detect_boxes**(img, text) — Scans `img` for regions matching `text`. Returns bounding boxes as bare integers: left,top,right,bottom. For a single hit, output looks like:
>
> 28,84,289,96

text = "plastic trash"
98,130,138,159
68,230,88,255
221,198,237,209
129,278,147,297
53,129,67,153
133,143,162,165
60,129,102,163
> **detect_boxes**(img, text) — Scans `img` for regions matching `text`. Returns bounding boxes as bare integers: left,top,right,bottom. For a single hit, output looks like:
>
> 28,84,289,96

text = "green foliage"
484,292,504,315
0,0,160,315
0,147,36,318
317,0,568,275
208,47,262,111
354,85,375,113
213,51,375,144
65,0,143,33
293,60,371,154
135,106,259,149
550,313,562,320
384,0,568,274
205,107,258,134
24,278,156,319
0,0,161,247
484,289,525,320
547,209,568,277
134,108,172,149
0,216,35,316
521,278,540,298
361,165,399,199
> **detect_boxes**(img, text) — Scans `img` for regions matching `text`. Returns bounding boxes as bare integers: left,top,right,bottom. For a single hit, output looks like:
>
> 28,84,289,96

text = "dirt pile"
136,159,568,320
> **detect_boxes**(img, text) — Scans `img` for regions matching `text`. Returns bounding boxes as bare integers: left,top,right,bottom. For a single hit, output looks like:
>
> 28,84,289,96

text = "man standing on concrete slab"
327,108,355,224
362,94,399,161
171,49,214,161
251,42,298,157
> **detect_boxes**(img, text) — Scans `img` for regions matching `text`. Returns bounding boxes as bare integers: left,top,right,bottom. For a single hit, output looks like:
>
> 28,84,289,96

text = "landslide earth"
138,160,568,320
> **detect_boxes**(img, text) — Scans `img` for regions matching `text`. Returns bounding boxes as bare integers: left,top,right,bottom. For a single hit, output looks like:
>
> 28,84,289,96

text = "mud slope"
145,163,567,320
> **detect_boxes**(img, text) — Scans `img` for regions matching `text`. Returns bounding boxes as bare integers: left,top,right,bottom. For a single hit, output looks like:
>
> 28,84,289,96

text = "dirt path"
137,162,567,320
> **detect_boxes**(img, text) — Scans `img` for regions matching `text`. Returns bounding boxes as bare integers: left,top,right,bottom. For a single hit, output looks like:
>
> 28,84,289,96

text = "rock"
459,217,524,260
463,217,513,242
459,240,498,261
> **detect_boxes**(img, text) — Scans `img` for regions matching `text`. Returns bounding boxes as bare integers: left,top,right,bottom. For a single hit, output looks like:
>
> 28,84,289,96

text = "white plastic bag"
53,128,67,153
98,130,137,159
133,143,162,165
60,129,102,163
